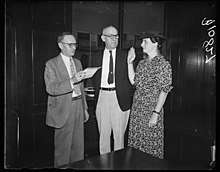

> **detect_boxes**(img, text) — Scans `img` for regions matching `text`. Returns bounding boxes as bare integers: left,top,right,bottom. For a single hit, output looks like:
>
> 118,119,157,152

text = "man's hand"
71,71,86,83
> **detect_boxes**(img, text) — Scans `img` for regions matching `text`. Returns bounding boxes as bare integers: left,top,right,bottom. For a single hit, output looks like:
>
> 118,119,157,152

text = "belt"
100,87,116,91
72,95,82,101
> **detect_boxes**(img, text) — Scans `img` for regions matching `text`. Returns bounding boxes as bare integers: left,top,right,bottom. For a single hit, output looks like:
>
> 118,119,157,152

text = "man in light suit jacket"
44,32,89,167
91,26,133,155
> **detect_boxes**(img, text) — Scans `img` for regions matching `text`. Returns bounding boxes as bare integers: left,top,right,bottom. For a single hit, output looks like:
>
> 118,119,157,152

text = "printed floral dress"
128,54,173,159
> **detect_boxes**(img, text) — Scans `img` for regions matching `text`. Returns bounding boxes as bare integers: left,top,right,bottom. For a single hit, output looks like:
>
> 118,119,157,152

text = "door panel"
5,1,72,167
164,2,216,166
32,30,60,105
30,1,72,162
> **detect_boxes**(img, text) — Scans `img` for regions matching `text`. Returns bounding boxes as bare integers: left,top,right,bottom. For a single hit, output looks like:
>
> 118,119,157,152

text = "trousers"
54,98,84,167
96,90,130,155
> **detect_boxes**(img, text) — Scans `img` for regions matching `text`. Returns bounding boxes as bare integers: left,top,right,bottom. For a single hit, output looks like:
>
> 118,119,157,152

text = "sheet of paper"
83,67,101,79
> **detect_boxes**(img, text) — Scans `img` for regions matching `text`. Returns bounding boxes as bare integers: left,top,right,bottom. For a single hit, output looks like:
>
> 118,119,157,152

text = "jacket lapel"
99,51,104,67
57,55,70,80
73,58,80,72
115,49,123,79
97,51,104,85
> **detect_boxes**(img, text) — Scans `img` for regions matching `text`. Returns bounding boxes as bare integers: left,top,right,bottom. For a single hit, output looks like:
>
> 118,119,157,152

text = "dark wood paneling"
5,111,19,168
164,129,180,163
181,134,210,166
33,113,54,159
164,1,216,166
30,1,72,161
181,48,205,115
9,1,34,166
32,30,60,105
5,1,72,168
165,129,211,168
5,5,19,168
32,1,66,25
72,1,118,33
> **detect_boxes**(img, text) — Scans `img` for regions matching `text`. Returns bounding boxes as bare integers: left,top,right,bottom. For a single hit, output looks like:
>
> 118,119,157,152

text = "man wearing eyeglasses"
91,26,133,155
44,32,89,167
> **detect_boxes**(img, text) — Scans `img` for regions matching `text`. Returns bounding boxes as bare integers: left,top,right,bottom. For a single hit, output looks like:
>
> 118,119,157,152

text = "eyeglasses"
61,42,78,48
103,34,119,40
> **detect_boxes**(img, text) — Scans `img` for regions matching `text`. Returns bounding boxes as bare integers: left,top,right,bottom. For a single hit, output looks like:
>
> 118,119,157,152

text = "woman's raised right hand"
127,47,136,64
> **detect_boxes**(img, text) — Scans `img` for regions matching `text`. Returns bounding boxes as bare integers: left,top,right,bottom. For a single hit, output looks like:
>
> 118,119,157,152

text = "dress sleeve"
159,61,173,93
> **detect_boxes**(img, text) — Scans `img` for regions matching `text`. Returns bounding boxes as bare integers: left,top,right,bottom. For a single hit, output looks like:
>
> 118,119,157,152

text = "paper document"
83,67,101,79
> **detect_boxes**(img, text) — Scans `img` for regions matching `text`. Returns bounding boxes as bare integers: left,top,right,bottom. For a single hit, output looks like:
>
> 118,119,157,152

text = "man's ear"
101,35,106,42
58,42,63,49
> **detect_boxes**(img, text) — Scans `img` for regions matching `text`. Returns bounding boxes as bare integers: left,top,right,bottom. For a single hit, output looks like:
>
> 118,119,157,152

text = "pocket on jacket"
48,96,57,108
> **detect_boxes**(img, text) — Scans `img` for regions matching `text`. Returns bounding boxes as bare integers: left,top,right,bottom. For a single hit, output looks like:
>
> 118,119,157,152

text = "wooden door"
163,1,216,167
5,1,72,168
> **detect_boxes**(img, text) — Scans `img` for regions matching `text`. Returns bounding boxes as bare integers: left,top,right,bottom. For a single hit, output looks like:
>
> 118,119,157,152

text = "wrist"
152,110,160,115
71,76,78,84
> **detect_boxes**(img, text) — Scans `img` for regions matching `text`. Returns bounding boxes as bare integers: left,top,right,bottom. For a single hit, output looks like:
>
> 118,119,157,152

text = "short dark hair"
149,37,164,53
57,32,75,44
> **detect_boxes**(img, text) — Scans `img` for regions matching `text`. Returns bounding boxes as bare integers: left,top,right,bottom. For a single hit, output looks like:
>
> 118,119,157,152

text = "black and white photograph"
5,0,216,170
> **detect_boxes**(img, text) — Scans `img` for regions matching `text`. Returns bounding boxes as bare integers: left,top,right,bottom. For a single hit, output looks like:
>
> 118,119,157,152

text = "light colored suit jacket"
44,54,88,128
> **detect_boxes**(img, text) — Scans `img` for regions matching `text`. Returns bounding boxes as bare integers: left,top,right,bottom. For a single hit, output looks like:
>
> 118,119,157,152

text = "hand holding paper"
83,67,101,79
71,71,86,83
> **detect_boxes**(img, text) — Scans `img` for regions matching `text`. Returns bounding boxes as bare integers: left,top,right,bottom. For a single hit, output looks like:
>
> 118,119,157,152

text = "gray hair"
102,26,117,35
57,32,75,44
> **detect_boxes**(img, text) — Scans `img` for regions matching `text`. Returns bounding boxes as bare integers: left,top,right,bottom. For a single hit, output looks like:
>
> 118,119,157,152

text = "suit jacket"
44,54,88,128
91,49,132,111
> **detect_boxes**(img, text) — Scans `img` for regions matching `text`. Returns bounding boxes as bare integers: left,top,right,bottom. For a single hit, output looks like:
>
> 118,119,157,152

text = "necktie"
108,50,113,84
70,57,81,96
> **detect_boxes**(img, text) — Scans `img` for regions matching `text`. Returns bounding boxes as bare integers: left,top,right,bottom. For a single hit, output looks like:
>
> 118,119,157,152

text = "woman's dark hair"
149,37,164,53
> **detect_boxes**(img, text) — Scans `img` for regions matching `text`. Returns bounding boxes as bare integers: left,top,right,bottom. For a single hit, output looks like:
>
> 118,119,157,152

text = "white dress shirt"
100,48,116,88
61,53,78,97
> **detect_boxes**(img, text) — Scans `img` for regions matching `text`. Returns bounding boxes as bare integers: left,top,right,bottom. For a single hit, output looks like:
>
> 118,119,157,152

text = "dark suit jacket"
91,49,132,111
44,54,87,128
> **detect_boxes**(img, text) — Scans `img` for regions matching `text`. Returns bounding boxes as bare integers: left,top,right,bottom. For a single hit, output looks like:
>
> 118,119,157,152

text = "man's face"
101,27,119,50
58,35,77,57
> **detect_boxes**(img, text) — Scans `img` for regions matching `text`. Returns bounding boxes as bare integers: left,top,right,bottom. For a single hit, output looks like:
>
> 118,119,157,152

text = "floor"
29,148,99,168
18,118,129,169
29,131,128,169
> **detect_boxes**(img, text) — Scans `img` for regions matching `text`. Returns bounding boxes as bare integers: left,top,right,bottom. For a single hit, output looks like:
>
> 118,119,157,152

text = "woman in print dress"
127,32,173,159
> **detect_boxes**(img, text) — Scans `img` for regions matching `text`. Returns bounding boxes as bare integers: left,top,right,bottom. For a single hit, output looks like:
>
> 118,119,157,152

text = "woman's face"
141,38,157,54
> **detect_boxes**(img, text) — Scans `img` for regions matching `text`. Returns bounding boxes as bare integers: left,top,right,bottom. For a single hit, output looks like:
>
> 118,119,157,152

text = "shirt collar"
60,52,71,60
104,48,116,54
